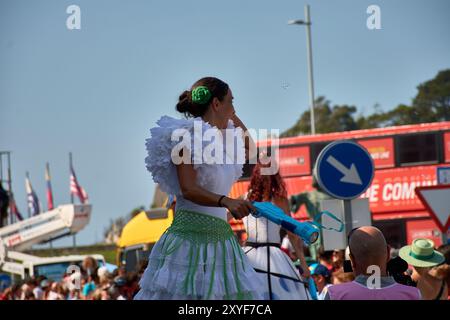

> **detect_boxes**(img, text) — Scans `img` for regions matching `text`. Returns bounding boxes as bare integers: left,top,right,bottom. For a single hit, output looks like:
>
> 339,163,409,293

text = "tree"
413,69,450,122
281,69,450,137
281,96,358,137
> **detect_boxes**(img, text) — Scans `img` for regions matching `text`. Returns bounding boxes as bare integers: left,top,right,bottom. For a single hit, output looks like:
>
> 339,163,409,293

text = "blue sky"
1,0,449,247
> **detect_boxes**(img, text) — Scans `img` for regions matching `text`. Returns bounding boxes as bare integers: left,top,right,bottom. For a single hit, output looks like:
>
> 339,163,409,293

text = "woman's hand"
300,260,311,278
230,113,256,162
221,197,256,219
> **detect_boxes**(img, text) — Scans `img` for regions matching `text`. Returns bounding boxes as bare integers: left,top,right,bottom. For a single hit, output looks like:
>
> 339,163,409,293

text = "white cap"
97,266,109,278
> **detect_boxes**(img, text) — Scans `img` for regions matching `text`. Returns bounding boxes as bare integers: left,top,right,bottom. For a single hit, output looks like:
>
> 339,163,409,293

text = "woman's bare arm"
274,196,311,278
176,161,255,219
231,113,256,162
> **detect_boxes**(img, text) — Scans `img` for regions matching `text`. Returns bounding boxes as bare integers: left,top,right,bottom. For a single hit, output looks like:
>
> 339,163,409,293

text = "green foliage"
281,69,450,136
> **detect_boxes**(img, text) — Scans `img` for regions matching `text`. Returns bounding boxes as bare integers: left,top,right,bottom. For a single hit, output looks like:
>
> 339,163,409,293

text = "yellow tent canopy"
117,208,173,248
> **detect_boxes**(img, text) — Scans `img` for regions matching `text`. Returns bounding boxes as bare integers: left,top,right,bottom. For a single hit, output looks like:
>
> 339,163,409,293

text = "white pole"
305,4,316,135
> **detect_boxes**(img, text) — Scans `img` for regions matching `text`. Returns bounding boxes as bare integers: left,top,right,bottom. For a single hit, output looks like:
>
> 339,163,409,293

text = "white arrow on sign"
326,155,363,185
416,185,450,232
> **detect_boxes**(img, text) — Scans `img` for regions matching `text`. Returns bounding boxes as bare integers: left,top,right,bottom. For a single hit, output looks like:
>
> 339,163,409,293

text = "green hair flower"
191,86,212,104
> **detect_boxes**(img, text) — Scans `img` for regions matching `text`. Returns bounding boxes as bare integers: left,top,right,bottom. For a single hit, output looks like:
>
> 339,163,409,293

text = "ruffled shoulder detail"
145,116,192,195
145,116,245,195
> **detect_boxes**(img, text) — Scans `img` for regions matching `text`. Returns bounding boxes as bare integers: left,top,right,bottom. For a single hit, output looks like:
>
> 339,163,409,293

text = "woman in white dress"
242,161,312,300
134,77,264,300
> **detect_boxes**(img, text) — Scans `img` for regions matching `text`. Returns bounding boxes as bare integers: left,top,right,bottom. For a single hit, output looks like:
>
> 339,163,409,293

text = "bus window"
310,142,330,170
373,219,407,249
124,249,138,273
34,262,73,282
358,138,395,168
122,245,151,273
397,133,439,166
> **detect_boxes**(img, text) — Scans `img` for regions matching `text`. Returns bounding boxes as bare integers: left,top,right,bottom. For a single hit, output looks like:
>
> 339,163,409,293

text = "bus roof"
260,121,450,146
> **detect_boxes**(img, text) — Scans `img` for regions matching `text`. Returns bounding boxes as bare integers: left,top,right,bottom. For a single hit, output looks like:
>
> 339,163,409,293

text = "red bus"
228,121,450,248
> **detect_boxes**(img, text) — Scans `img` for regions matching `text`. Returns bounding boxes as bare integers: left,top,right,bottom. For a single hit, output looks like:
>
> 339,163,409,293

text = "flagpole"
26,171,31,219
7,153,13,225
46,162,51,210
46,162,53,249
0,153,4,226
70,152,76,248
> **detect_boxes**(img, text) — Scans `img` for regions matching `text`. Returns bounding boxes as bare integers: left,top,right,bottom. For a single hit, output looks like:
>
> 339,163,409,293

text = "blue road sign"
314,141,374,200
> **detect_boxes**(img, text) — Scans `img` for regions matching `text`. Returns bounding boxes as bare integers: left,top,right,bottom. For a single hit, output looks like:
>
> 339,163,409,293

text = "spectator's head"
100,287,111,300
118,266,127,277
114,276,126,288
348,226,389,276
331,268,355,284
247,161,287,203
23,290,36,300
40,279,50,291
50,282,58,292
108,285,120,300
82,256,98,276
310,263,331,292
437,244,450,264
97,266,109,278
318,248,334,269
11,283,22,298
97,267,111,286
69,289,81,300
92,288,103,300
433,244,450,288
332,250,345,269
25,277,36,289
399,238,445,275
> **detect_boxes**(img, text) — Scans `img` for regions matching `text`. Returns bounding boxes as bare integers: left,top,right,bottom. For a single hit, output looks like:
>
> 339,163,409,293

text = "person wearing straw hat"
399,238,447,300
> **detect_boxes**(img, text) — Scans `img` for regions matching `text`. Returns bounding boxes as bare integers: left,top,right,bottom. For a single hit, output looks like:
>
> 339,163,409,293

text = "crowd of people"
0,257,143,300
0,237,448,300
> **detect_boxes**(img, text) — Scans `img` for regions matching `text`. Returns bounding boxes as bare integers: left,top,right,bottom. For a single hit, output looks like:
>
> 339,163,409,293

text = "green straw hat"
399,238,445,268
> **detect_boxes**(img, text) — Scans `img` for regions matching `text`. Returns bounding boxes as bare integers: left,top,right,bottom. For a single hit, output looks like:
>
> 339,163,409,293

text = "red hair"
247,163,287,202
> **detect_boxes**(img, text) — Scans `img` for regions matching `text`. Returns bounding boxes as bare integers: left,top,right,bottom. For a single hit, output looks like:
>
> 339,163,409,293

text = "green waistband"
166,209,234,244
156,209,250,299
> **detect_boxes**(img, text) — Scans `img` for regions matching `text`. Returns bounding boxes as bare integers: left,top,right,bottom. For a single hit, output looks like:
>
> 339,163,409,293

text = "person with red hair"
242,159,311,300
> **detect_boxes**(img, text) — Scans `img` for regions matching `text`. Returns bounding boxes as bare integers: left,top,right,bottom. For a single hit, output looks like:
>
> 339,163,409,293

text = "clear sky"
1,0,449,247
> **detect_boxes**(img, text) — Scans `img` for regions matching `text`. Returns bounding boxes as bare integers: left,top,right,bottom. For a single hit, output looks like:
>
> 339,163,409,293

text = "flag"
25,174,41,216
45,163,54,211
70,165,89,204
9,193,24,221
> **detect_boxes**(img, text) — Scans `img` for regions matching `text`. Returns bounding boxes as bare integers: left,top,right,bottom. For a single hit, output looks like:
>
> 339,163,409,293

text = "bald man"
324,226,421,300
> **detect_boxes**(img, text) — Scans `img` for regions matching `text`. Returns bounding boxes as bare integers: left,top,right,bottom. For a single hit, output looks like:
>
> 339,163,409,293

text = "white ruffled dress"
134,116,264,300
243,213,311,300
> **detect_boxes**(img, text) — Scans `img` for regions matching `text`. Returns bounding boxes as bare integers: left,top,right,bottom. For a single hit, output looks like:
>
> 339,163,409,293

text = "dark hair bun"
176,90,191,114
175,77,229,118
176,90,205,118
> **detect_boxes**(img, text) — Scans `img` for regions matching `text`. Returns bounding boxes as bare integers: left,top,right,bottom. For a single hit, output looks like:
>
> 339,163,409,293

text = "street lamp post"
288,4,316,135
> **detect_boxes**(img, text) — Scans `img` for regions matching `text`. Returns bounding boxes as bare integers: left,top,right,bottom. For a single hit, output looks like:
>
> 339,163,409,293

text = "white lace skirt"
134,210,264,300
242,244,311,300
